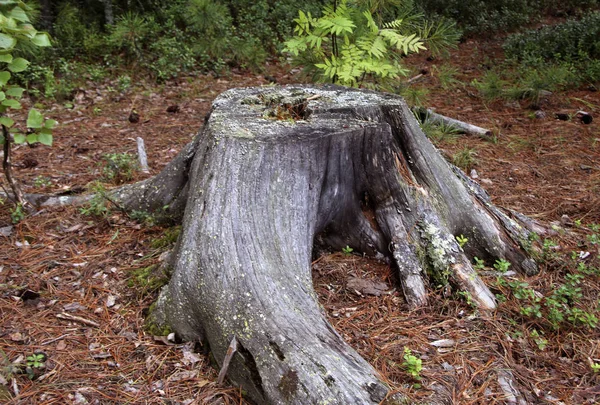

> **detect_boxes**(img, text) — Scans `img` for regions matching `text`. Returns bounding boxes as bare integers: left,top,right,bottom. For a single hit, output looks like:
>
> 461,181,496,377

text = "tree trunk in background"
99,0,114,26
115,85,537,404
38,0,54,31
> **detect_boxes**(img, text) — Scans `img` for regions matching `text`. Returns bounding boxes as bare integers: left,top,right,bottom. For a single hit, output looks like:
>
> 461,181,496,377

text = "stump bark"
115,85,537,404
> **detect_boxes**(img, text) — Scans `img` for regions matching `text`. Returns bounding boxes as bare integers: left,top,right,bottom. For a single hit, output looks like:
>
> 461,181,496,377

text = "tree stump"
114,85,537,404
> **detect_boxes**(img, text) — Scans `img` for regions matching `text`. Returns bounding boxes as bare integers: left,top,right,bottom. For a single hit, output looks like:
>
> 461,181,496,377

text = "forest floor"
1,37,599,405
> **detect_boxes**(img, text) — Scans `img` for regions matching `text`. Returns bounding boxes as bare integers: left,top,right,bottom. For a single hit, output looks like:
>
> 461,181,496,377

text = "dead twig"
55,312,100,328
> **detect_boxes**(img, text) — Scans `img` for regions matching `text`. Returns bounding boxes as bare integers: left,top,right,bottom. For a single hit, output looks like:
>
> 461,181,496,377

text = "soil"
1,38,599,404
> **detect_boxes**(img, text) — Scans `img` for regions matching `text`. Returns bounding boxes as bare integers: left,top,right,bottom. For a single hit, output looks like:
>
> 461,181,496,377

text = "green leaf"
0,71,10,86
38,132,52,146
1,98,20,109
0,134,4,144
0,54,12,63
13,132,25,143
31,33,51,47
26,133,38,144
8,57,29,73
44,119,57,129
0,116,14,127
8,6,30,22
0,33,16,50
5,86,23,97
27,109,44,128
0,91,4,101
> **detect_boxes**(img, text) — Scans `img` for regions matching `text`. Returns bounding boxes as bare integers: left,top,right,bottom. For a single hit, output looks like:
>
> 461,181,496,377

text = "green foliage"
285,0,458,89
473,257,485,270
10,203,25,223
420,117,460,143
342,245,354,255
150,226,181,249
398,85,429,107
26,353,44,369
285,0,427,87
0,1,53,149
472,72,507,102
434,64,461,89
529,329,547,350
504,12,600,85
504,12,600,63
494,259,511,273
455,235,468,248
496,255,599,330
101,152,138,184
80,182,110,218
402,347,422,380
33,175,52,188
452,147,477,171
419,0,600,36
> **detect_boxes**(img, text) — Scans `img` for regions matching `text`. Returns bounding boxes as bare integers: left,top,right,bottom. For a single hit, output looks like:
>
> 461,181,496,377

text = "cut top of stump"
209,85,406,141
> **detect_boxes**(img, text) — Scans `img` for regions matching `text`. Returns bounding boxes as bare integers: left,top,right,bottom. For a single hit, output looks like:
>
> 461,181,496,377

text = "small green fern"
284,0,426,87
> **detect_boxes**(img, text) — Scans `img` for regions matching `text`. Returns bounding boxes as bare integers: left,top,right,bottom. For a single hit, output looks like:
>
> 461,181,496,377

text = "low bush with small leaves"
101,152,138,185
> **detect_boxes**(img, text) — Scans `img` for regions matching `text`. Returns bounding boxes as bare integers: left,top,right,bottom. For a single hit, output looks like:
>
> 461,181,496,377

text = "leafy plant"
284,0,428,88
529,329,547,350
398,85,429,106
472,71,507,102
456,235,468,248
0,1,53,207
101,152,138,184
26,353,44,369
342,245,354,255
473,257,485,270
493,259,511,273
80,182,110,217
402,347,422,380
33,175,52,188
434,64,461,89
10,203,25,224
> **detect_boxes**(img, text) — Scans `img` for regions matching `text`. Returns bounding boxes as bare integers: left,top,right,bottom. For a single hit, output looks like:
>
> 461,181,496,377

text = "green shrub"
101,152,138,184
504,12,600,85
418,0,537,36
419,0,600,36
504,12,600,63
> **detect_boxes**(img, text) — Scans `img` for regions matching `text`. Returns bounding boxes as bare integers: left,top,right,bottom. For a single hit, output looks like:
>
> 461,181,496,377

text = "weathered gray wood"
139,85,537,404
415,107,493,138
20,85,537,404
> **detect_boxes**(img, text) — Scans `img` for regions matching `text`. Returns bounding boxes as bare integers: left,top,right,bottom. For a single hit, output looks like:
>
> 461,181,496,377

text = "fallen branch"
414,107,493,139
56,312,100,328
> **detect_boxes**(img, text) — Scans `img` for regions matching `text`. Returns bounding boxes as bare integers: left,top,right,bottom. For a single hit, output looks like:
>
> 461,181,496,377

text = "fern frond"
357,35,387,58
318,15,356,35
383,19,405,30
362,10,379,34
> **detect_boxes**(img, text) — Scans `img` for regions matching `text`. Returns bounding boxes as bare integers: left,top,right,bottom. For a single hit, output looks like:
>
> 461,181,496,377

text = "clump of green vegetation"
101,152,138,185
10,204,25,224
495,255,599,330
80,182,111,217
452,147,477,172
402,347,422,381
284,0,459,89
419,0,600,36
504,12,600,86
151,226,181,249
129,264,169,293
